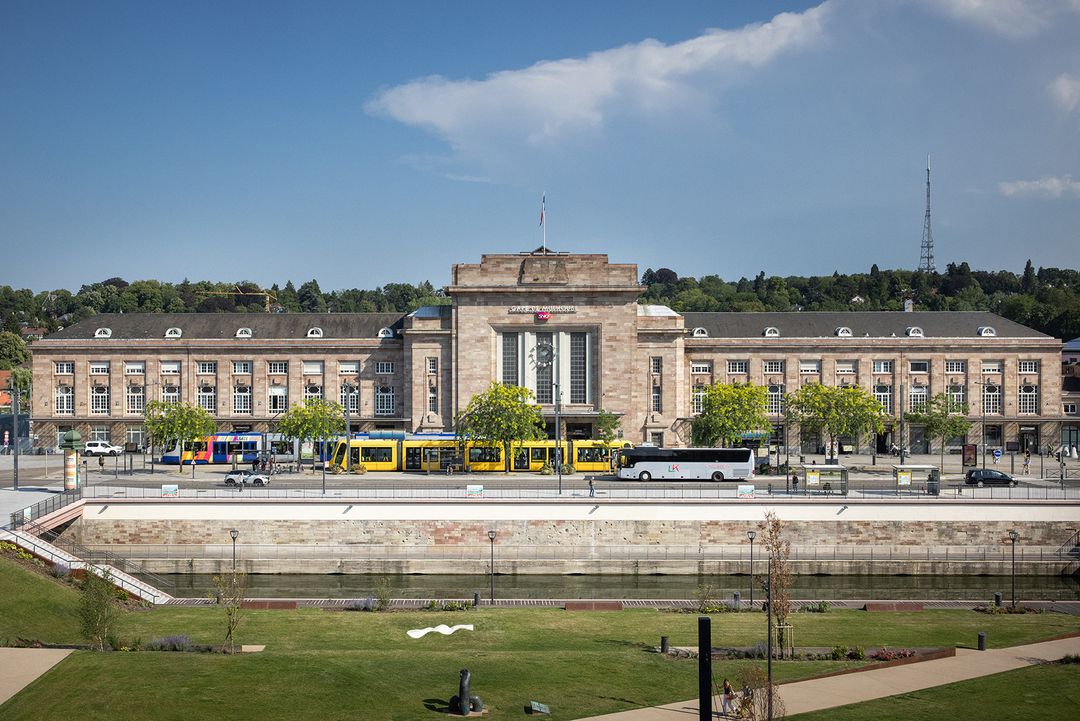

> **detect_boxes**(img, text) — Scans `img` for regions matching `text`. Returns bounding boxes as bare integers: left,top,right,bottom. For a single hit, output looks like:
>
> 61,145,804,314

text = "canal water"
156,573,1080,601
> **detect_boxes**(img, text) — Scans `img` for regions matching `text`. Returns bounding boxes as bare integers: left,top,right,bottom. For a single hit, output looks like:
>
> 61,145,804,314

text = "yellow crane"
199,286,279,313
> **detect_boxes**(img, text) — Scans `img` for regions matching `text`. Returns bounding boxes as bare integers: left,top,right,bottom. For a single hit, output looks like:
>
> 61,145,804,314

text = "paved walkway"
572,635,1080,720
0,648,72,705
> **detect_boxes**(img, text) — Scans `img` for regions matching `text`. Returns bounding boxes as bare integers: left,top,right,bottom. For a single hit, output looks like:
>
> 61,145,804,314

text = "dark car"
964,469,1017,487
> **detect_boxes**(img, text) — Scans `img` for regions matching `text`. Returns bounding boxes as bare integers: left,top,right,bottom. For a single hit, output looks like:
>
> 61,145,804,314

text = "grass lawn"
2,556,1078,720
789,663,1080,720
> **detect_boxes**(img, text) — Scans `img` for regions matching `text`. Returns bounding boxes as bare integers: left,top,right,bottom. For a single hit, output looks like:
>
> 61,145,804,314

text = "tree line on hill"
1,259,1077,341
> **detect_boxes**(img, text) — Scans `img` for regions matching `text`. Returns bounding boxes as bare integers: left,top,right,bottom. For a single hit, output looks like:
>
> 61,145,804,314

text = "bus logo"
668,463,680,472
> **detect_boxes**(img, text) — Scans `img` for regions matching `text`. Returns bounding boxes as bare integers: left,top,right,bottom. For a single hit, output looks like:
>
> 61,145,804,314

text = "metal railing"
8,488,84,529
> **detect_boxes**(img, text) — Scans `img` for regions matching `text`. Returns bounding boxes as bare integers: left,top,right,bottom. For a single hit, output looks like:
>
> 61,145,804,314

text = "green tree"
276,398,346,473
784,384,887,461
593,408,621,443
78,567,121,651
904,392,973,472
5,367,32,411
455,382,545,473
759,511,794,659
690,383,770,447
0,331,29,370
143,400,217,473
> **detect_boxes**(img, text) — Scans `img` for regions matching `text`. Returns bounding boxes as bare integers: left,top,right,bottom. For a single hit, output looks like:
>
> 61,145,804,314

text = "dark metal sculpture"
449,668,484,716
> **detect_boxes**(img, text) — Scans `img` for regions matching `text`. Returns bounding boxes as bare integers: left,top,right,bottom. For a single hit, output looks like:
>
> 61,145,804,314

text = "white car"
83,440,124,457
224,470,270,487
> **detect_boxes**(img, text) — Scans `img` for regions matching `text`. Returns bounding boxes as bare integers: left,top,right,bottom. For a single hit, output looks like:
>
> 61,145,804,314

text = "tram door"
405,447,422,471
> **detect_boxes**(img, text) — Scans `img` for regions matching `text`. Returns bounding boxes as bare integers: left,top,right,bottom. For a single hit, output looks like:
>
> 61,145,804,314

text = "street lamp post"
1008,529,1018,609
487,530,497,604
343,382,354,473
230,528,239,570
975,379,998,469
746,529,757,610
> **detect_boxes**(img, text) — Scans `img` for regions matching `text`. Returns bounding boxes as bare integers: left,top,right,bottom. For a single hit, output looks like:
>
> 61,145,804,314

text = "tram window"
361,446,393,463
531,447,546,462
469,447,501,463
577,447,606,463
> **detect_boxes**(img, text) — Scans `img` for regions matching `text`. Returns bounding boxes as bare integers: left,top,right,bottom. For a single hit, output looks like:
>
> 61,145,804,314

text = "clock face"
536,343,554,366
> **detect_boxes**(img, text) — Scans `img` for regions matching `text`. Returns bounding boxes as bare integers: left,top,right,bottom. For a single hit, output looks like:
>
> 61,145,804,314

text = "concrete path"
0,648,72,705
572,635,1080,720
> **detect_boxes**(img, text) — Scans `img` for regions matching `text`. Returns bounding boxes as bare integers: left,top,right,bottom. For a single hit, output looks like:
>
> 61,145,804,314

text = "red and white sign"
535,311,551,321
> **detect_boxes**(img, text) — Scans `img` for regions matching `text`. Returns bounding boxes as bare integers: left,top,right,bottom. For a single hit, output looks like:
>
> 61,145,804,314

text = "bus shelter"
892,464,940,496
796,464,848,496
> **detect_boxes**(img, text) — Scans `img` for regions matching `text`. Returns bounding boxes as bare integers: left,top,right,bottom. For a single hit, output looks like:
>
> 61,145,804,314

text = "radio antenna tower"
919,153,936,273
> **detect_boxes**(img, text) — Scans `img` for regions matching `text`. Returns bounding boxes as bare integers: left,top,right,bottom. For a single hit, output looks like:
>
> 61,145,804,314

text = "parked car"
83,440,124,457
964,469,1018,487
224,470,270,487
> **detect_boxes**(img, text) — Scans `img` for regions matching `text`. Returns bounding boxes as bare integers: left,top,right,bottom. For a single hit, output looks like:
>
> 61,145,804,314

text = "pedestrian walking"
721,678,736,717
1023,450,1031,474
791,471,799,494
588,478,595,497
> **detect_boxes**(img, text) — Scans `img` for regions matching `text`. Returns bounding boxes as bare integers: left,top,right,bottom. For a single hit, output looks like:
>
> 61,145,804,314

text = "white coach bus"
617,447,755,481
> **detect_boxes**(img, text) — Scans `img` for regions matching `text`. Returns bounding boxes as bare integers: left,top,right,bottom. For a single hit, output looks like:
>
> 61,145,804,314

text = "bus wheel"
711,471,725,482
638,471,652,481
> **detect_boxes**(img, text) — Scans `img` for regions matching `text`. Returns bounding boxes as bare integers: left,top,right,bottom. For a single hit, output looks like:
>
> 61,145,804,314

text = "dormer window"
306,327,323,338
235,327,252,339
691,327,708,338
977,326,996,337
94,328,112,338
906,327,924,338
835,327,852,337
763,327,780,338
377,327,394,339
164,327,182,339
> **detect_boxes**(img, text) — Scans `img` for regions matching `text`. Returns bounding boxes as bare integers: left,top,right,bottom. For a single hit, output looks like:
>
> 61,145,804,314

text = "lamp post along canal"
487,530,497,604
1008,529,1018,609
230,528,239,570
746,529,756,609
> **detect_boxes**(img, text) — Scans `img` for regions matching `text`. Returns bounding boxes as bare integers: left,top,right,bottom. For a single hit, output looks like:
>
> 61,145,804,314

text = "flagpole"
541,193,547,253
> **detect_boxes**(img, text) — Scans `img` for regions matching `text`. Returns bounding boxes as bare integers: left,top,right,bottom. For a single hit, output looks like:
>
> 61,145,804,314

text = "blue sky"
2,0,1078,292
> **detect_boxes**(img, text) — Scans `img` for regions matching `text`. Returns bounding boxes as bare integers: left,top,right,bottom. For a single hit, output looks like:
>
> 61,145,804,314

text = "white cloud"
921,0,1067,37
998,175,1080,198
365,3,833,157
1049,73,1080,112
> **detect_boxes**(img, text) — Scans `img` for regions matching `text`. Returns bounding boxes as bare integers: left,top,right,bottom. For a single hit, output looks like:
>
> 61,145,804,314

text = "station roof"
44,313,406,341
682,311,1050,339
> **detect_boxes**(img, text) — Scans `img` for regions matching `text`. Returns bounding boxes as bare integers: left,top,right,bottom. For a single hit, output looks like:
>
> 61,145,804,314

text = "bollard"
733,591,741,610
994,592,1002,608
473,592,481,608
978,632,986,651
661,635,670,654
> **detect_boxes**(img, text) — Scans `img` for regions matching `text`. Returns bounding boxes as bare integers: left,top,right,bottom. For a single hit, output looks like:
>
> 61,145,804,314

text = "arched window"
307,327,323,338
977,326,996,337
235,327,252,339
691,327,708,338
906,326,924,338
94,328,112,338
835,327,852,337
763,327,780,338
377,327,394,339
164,327,182,338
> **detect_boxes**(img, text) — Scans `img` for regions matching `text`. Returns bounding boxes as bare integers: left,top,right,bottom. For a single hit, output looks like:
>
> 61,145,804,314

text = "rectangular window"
375,386,396,415
692,384,707,414
948,384,966,410
55,385,74,415
338,361,359,375
874,385,893,414
835,360,856,375
649,432,664,447
375,361,394,375
55,361,74,375
303,361,323,375
763,360,784,374
160,384,180,403
233,361,252,374
127,427,145,447
197,361,217,375
535,332,553,404
268,361,288,375
90,386,110,414
799,360,820,374
428,386,438,413
1018,360,1039,374
651,357,662,375
1065,403,1077,414
233,386,252,414
340,383,359,413
691,361,712,374
1018,384,1039,414
501,333,519,386
983,384,1002,414
160,361,180,375
125,385,145,414
124,361,144,375
89,361,110,375
91,425,109,442
981,360,1003,374
569,332,587,404
268,386,288,412
909,360,929,374
198,385,216,414
304,384,323,402
767,384,785,415
945,360,965,374
427,357,438,375
909,385,928,412
651,384,662,413
872,360,893,374
727,360,748,374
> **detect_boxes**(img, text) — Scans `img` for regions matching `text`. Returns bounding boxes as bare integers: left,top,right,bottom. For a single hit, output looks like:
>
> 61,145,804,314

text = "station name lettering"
508,305,577,314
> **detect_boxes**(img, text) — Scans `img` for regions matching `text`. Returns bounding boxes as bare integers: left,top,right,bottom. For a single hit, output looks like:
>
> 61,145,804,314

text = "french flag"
539,194,545,227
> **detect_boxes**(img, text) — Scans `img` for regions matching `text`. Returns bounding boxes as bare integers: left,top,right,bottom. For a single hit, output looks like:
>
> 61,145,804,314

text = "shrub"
559,464,576,475
847,646,866,661
373,576,394,611
539,463,554,475
1058,655,1080,664
426,600,471,611
351,463,368,475
146,635,194,652
803,600,830,613
830,645,847,661
872,647,915,662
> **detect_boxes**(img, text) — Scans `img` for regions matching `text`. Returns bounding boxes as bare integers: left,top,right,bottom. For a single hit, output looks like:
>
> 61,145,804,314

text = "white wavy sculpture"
406,624,475,639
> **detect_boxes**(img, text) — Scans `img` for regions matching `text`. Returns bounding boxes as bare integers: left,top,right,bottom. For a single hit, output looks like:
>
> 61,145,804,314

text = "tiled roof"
44,313,406,341
682,311,1050,339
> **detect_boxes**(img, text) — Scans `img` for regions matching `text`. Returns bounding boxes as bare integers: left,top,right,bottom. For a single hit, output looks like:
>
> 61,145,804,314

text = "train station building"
29,250,1071,456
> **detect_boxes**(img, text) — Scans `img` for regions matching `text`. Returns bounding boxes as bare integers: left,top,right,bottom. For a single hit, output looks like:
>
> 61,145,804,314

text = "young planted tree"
455,382,545,473
905,392,973,472
143,400,217,473
594,408,621,443
690,382,770,447
276,398,346,473
78,567,121,651
759,511,793,659
212,569,248,653
784,384,888,461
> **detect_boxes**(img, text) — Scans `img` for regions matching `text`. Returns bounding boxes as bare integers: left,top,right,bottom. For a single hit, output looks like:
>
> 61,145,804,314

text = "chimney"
903,299,914,313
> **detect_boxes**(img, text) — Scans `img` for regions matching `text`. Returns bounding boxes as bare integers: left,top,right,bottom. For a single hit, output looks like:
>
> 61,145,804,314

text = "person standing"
588,478,596,498
721,678,736,717
1023,450,1031,475
791,471,799,494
